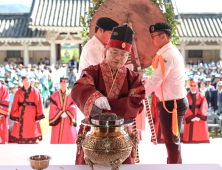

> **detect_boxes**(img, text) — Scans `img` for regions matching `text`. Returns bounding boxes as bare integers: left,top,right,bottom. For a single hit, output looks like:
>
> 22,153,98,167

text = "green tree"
64,50,70,59
73,48,80,62
80,0,107,46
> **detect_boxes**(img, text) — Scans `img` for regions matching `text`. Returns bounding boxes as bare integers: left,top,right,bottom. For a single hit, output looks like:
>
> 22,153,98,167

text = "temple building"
176,13,222,64
0,0,91,65
0,0,221,65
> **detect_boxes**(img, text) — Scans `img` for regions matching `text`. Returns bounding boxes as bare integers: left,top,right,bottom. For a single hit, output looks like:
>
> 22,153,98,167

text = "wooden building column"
22,42,29,66
181,44,185,59
50,41,56,64
57,44,61,60
79,44,82,59
179,41,188,63
48,30,59,64
220,43,222,59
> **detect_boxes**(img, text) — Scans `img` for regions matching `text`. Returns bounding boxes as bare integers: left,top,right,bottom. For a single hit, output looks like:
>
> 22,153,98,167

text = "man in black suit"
211,81,222,115
212,74,220,89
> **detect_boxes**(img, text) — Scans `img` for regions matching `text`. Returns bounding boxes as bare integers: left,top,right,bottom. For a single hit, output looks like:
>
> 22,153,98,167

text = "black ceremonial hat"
107,23,135,52
96,17,119,31
60,77,68,83
149,23,172,33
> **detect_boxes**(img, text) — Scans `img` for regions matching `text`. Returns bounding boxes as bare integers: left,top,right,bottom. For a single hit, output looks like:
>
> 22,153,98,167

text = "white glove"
195,117,200,121
191,117,200,121
94,97,111,110
125,64,134,71
61,112,68,118
141,77,150,85
191,118,196,121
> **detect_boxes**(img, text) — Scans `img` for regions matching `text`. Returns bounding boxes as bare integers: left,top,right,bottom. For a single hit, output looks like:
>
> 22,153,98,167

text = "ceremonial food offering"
77,112,139,170
28,155,52,170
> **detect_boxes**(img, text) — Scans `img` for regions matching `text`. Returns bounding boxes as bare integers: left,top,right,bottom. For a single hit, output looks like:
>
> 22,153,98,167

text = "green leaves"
151,0,179,47
79,0,107,47
143,65,154,76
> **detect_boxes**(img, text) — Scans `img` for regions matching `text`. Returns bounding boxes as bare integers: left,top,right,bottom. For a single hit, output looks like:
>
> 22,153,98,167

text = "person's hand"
61,112,68,118
72,119,77,127
94,97,111,110
36,120,40,123
191,117,197,121
14,121,19,123
195,117,200,121
191,117,200,121
125,64,134,71
211,106,214,109
141,77,150,85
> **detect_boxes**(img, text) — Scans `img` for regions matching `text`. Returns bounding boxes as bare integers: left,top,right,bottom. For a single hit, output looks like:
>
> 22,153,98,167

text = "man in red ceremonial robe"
151,92,164,143
9,76,45,144
0,82,10,144
72,24,145,165
49,77,77,144
183,80,210,143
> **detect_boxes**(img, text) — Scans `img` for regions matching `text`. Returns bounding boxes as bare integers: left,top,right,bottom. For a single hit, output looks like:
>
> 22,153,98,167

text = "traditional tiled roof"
176,14,222,38
29,0,92,28
0,13,46,38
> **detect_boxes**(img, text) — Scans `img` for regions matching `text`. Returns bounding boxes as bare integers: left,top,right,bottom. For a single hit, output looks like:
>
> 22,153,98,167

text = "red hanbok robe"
10,86,45,144
151,92,164,144
0,83,10,144
49,90,77,144
183,92,210,143
71,60,145,165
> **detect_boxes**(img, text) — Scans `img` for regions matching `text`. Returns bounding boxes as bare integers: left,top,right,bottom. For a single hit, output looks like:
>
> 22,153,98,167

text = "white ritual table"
1,164,222,170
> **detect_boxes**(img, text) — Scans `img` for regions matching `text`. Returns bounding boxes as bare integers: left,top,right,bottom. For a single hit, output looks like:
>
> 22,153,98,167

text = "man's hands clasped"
61,112,68,118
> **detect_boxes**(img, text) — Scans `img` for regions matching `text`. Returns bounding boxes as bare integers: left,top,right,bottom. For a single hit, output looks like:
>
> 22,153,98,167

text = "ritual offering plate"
28,155,52,170
77,113,139,170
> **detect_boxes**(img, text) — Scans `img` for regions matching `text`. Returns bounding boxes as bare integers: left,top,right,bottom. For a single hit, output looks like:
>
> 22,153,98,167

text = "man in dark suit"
211,81,222,115
70,57,78,70
212,74,220,89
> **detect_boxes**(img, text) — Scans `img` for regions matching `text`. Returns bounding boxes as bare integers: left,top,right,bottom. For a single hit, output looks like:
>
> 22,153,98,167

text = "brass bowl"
28,155,52,170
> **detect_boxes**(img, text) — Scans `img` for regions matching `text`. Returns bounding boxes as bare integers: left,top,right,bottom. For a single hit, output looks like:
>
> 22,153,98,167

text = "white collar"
200,88,207,93
191,91,196,94
92,36,105,50
156,42,172,55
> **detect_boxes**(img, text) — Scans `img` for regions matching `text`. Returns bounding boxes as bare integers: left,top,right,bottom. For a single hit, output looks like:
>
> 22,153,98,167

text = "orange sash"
152,55,179,137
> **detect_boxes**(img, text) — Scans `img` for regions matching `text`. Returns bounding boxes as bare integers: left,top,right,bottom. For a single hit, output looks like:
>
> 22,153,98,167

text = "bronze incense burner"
77,113,139,170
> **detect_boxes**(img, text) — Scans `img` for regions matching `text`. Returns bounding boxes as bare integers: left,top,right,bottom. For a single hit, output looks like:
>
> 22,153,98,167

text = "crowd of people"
0,56,79,144
1,57,222,143
0,57,78,110
185,58,222,113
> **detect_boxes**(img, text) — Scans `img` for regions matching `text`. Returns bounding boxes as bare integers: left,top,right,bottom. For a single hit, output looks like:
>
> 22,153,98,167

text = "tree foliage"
151,0,179,46
80,0,107,46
